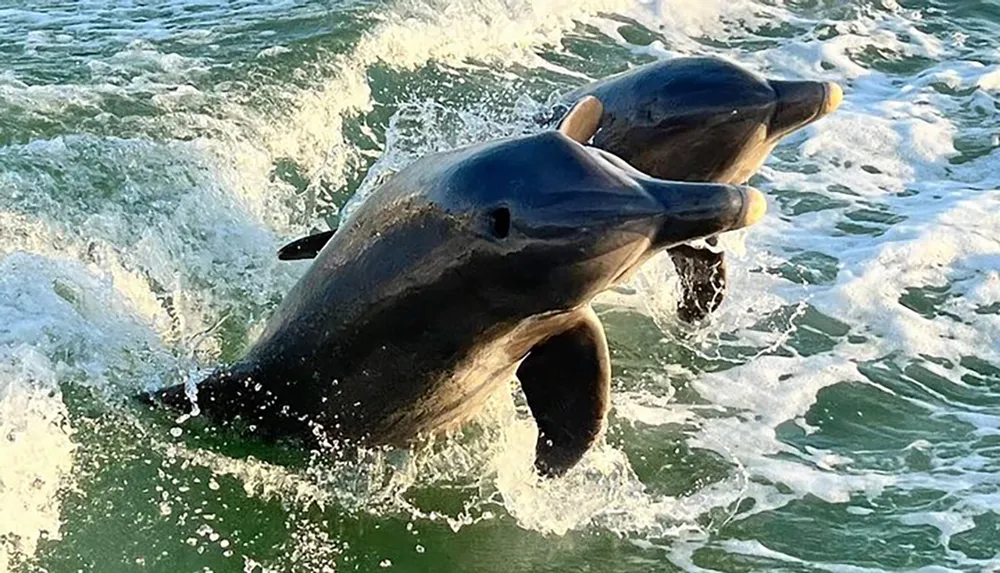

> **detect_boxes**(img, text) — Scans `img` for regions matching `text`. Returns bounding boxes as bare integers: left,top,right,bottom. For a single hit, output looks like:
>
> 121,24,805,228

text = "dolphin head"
564,56,843,184
419,129,765,314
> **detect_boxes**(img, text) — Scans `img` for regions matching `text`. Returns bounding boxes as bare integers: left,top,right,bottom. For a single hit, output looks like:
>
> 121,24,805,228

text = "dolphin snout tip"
822,82,844,116
740,188,768,228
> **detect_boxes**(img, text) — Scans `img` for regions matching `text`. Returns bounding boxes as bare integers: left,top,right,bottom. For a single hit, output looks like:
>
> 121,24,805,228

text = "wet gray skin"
278,58,842,322
148,128,765,476
551,56,843,322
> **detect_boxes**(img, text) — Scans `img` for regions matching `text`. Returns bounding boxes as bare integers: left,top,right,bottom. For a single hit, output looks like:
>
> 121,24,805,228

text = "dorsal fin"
557,95,604,143
277,229,336,261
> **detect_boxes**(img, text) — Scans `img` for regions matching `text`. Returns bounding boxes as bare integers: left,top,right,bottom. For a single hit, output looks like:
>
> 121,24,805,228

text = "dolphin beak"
636,178,767,249
822,81,844,115
768,80,843,139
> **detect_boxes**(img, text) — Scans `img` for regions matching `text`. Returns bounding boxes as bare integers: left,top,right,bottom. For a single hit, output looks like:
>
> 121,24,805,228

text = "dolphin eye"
489,207,511,239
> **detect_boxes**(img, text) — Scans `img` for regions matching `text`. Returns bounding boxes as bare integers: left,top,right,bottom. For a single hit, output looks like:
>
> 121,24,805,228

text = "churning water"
1,0,999,571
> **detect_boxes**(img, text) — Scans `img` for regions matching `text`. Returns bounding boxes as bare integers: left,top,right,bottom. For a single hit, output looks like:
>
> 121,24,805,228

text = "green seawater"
1,1,999,572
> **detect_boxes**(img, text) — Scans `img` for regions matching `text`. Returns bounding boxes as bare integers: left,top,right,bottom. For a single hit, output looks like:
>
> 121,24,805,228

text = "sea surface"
1,0,999,571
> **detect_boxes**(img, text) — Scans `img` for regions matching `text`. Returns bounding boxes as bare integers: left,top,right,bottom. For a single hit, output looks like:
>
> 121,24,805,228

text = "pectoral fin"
517,307,611,477
277,230,336,261
668,236,727,323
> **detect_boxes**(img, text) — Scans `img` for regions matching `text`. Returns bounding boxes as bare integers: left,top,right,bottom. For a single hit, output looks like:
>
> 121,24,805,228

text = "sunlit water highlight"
1,0,998,571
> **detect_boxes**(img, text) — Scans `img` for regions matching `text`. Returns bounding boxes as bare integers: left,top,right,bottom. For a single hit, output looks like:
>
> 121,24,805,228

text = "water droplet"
170,427,183,438
415,545,425,554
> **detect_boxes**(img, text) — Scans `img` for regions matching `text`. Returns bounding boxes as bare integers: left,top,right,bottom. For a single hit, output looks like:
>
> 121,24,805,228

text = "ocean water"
1,0,999,571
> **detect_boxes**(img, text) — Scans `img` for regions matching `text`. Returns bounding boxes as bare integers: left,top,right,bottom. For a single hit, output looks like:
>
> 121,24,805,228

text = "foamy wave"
0,252,176,571
288,0,1000,544
616,7,999,566
0,349,75,572
3,0,1000,568
264,0,638,214
0,0,675,567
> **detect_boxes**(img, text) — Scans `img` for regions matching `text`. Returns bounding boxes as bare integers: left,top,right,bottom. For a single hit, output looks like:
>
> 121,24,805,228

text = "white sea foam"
2,0,999,569
0,348,74,572
327,0,1000,551
0,0,671,567
0,253,173,570
601,3,1000,566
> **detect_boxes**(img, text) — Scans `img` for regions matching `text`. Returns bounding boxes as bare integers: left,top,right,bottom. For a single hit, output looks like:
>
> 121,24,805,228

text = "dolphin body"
548,56,843,321
149,105,766,476
281,57,843,322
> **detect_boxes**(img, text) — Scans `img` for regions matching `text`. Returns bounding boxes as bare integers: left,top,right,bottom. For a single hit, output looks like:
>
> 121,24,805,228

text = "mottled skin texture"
150,131,762,476
551,56,841,321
